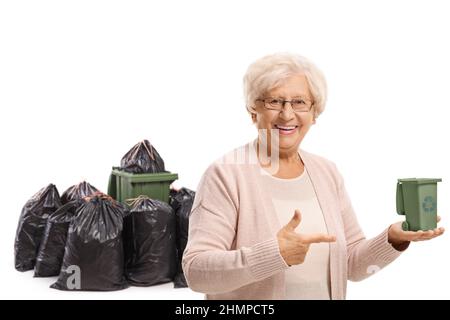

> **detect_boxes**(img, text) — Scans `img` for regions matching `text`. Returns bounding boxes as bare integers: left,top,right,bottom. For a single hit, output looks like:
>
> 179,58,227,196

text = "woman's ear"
251,113,257,123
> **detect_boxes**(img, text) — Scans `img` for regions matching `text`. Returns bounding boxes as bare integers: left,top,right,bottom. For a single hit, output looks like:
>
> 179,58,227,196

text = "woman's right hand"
277,209,336,266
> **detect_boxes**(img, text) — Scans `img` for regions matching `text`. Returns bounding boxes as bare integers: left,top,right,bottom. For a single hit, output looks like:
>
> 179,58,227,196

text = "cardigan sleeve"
333,163,407,282
182,162,288,294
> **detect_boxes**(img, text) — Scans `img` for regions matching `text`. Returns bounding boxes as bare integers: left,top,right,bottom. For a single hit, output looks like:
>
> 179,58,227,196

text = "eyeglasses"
256,97,314,112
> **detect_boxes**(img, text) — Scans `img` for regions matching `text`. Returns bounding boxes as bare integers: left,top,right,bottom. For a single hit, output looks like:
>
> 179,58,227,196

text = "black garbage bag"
35,182,100,277
123,196,176,286
120,139,165,173
51,193,129,291
15,184,62,272
34,201,79,277
169,188,195,288
61,181,99,204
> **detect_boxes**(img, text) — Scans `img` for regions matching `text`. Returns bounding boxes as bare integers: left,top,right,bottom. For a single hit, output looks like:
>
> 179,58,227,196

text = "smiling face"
252,74,315,157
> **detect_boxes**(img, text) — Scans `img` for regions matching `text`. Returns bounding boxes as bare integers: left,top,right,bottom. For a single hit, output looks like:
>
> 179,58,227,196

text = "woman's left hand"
388,216,445,251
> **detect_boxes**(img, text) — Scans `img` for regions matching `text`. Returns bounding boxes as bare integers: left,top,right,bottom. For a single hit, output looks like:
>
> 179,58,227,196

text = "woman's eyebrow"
267,95,311,99
291,95,311,99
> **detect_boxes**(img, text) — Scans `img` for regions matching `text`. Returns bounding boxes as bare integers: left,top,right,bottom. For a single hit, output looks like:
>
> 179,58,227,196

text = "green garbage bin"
108,167,178,204
396,178,442,231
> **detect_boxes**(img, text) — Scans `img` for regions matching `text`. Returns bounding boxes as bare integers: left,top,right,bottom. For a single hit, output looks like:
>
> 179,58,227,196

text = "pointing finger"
302,233,336,244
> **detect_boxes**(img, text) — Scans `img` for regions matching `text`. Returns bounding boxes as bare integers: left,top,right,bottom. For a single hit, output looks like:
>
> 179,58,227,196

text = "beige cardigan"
182,140,404,299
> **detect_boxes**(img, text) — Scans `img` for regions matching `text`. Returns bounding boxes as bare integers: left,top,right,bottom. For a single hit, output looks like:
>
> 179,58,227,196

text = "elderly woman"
182,53,444,300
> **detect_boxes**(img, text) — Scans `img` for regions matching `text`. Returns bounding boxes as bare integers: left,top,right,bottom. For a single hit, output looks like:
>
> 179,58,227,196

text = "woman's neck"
256,140,304,178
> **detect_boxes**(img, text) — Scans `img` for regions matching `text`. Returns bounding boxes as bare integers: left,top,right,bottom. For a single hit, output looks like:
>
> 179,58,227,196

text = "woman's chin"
278,133,301,149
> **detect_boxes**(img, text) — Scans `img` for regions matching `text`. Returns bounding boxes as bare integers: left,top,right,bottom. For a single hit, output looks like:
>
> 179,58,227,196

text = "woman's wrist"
388,224,410,251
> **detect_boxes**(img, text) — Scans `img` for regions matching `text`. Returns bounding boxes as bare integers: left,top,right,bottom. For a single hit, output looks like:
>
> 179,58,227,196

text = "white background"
1,0,449,299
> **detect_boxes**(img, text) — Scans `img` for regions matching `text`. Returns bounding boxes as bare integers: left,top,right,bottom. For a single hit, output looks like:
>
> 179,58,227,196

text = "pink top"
182,139,404,299
262,167,331,299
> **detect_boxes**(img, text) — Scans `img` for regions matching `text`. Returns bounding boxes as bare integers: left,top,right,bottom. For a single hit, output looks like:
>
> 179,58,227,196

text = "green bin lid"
397,178,442,184
110,167,178,182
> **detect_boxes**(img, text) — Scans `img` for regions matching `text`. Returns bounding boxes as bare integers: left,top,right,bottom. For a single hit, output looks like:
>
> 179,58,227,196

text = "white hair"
243,52,327,119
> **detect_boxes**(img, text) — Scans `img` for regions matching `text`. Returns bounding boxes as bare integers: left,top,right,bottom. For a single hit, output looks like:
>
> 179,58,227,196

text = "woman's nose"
279,104,295,120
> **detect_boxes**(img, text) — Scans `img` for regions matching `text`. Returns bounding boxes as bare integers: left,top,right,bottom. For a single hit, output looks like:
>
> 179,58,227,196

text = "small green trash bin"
108,167,178,203
396,178,442,231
